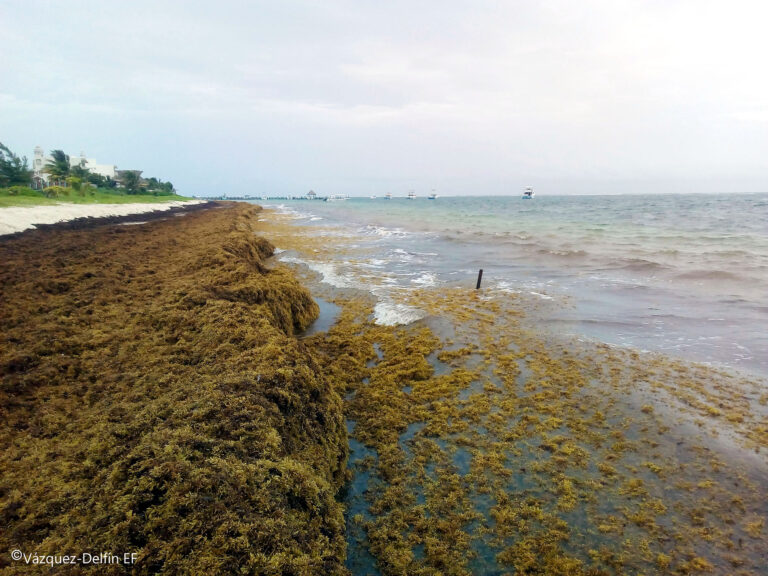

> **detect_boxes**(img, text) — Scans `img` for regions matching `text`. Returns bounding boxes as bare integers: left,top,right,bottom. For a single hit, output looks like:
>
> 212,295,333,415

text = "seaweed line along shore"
1,201,766,575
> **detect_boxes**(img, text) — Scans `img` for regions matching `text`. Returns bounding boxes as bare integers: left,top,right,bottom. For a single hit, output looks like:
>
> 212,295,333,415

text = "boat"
428,190,438,200
325,194,349,202
370,195,377,199
384,193,392,200
407,190,416,200
522,186,534,199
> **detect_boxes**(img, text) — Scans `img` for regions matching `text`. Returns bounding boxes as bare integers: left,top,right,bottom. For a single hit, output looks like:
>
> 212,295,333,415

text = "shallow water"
259,194,768,377
300,297,341,337
253,198,768,575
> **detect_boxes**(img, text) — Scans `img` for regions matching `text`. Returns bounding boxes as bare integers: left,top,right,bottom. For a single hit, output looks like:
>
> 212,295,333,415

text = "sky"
1,0,768,196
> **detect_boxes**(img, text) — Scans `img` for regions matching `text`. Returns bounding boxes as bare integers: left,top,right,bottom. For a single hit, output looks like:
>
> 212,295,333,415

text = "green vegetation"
0,185,190,207
0,142,179,203
121,169,141,193
43,149,70,185
0,204,348,575
0,143,32,187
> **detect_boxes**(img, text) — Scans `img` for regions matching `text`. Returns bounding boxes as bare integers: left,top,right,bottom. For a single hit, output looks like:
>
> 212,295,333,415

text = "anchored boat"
522,186,534,199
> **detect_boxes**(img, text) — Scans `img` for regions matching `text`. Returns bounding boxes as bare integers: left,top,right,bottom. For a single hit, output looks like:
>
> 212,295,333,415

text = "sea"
260,193,768,378
250,192,768,575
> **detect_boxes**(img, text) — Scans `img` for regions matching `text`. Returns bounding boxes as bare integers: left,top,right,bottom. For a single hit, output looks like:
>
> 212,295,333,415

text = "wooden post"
476,269,483,290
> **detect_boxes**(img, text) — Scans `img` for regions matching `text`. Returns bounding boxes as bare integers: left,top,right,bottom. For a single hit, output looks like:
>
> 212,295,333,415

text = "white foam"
279,255,305,264
361,225,409,238
360,258,388,268
279,255,353,288
306,261,353,288
373,302,427,326
411,272,438,286
529,291,554,300
493,281,519,294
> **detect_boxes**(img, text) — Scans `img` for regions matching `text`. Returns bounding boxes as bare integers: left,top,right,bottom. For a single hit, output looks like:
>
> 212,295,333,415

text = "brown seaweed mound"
0,203,347,575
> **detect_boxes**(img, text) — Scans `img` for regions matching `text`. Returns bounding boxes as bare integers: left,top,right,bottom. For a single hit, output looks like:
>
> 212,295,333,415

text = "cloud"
1,0,767,195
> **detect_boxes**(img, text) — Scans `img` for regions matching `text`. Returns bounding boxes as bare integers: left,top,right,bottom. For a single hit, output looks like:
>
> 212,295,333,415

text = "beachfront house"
32,146,118,188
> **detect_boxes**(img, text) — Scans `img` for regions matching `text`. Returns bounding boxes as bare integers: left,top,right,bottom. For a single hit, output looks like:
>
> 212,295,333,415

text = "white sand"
0,200,205,236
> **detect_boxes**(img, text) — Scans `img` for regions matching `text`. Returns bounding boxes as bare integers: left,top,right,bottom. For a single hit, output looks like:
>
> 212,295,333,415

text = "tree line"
0,142,176,195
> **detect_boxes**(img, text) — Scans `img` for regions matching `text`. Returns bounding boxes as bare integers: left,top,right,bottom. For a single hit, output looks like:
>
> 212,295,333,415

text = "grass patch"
0,186,191,207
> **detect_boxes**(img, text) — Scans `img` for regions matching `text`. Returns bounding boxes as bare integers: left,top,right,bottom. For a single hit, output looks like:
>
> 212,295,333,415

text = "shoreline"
0,199,208,237
1,202,765,575
0,203,349,574
260,205,768,575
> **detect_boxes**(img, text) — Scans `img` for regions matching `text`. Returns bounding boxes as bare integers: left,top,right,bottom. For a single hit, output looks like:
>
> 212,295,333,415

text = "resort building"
32,146,118,185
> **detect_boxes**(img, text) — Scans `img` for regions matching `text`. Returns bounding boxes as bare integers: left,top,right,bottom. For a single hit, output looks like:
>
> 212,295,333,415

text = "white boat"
428,190,438,200
407,190,416,200
522,186,534,199
384,193,392,200
325,194,349,202
370,195,377,199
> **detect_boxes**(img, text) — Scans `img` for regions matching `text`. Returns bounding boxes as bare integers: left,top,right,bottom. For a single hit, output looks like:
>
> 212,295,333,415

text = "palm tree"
44,150,70,186
0,142,32,187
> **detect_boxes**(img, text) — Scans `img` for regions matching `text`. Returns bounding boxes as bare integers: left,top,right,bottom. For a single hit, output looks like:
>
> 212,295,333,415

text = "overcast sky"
2,1,767,196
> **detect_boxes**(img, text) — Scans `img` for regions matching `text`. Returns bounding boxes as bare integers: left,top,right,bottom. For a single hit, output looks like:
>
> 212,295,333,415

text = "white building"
32,146,118,182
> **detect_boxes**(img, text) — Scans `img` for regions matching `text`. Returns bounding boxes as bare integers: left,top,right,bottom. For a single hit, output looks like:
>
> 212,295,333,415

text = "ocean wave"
373,302,426,326
269,204,308,219
388,248,439,264
411,272,438,287
280,256,354,288
360,225,410,238
611,258,669,272
358,258,389,269
491,281,519,294
305,262,354,288
278,255,304,264
537,248,589,259
675,270,742,281
529,291,554,300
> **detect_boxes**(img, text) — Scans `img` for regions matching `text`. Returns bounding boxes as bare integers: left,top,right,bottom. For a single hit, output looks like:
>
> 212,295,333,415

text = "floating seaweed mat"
259,212,768,576
0,203,352,575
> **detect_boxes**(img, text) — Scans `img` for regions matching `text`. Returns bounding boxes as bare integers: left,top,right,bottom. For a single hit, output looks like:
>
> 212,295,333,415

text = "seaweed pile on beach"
0,203,348,575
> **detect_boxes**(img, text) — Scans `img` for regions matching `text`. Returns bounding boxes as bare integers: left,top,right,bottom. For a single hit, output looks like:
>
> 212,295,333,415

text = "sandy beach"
0,200,206,236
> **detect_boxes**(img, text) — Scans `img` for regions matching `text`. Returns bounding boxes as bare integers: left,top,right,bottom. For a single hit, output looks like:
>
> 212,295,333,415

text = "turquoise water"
265,194,768,376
